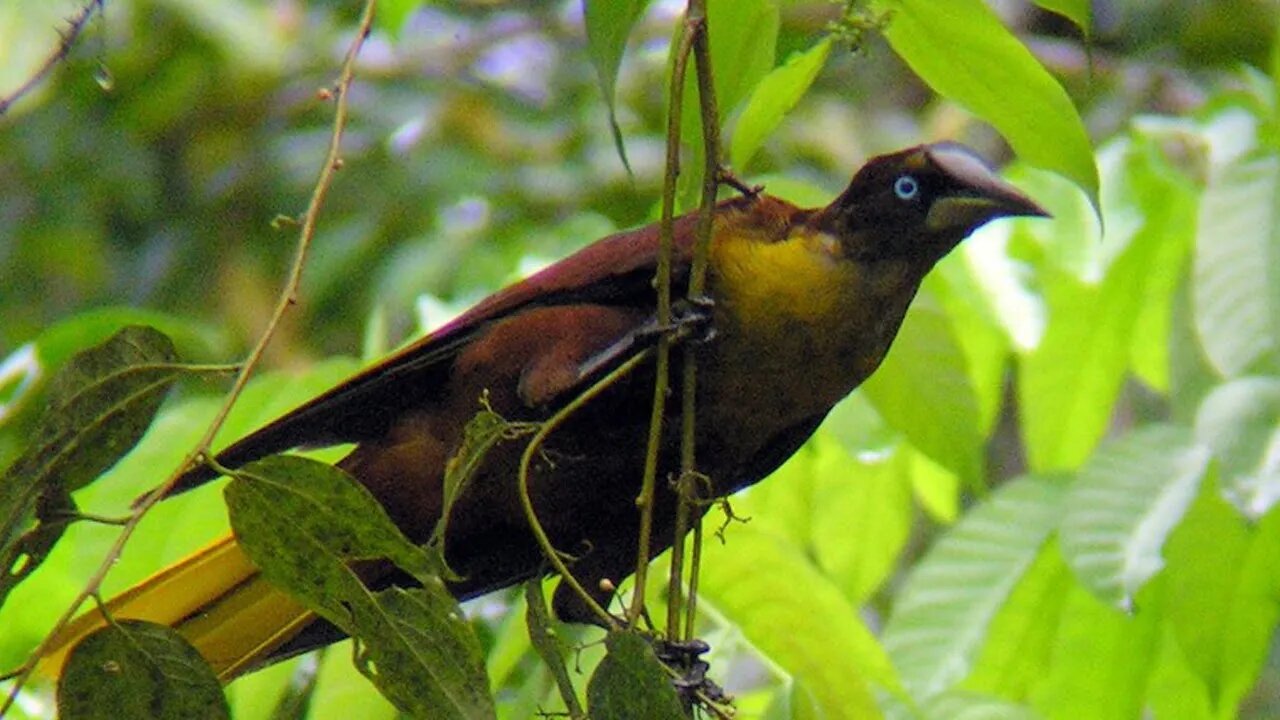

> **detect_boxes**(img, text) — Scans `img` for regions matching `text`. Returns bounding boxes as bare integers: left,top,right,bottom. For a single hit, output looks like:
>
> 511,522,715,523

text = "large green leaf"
677,0,778,202
961,540,1073,703
1019,140,1193,471
809,436,914,604
1058,425,1210,610
226,456,494,720
697,523,899,718
862,287,984,486
1026,580,1162,720
0,326,182,607
1162,480,1280,717
882,476,1065,702
58,620,228,720
876,0,1098,206
1193,151,1280,377
729,36,832,171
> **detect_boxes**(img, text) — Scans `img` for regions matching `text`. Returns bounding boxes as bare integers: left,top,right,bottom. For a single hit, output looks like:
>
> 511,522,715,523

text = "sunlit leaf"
1162,480,1280,717
863,288,984,487
729,36,832,171
810,437,913,604
1026,581,1161,719
876,0,1098,207
698,523,900,718
1194,377,1280,519
1193,151,1280,378
678,0,778,203
1019,139,1191,471
59,620,227,720
883,475,1065,702
962,539,1072,702
1059,425,1210,610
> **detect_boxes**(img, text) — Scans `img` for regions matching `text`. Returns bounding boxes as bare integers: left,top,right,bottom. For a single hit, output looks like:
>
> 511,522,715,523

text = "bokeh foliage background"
2,0,1280,718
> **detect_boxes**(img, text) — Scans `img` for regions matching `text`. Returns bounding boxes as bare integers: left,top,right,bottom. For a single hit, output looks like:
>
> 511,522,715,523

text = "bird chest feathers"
699,221,921,445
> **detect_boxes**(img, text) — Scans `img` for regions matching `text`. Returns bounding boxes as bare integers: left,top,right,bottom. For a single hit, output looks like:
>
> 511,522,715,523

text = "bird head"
817,142,1048,267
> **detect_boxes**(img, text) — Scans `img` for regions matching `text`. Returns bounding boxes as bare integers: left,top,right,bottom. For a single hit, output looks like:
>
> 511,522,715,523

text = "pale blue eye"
894,175,919,200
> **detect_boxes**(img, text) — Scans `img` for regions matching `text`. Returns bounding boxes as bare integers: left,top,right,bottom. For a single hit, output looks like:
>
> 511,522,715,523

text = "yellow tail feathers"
42,534,315,683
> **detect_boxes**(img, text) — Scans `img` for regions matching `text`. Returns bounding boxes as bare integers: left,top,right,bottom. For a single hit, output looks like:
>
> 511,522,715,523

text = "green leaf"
1019,139,1191,471
962,539,1072,702
1031,0,1090,37
698,522,899,718
0,326,182,607
584,0,651,172
862,286,984,487
524,579,584,718
876,0,1098,207
1194,377,1280,519
225,456,494,720
1162,478,1280,717
1058,425,1210,610
1026,580,1162,720
729,36,832,170
1193,151,1280,377
883,475,1065,701
58,620,228,720
586,630,685,720
810,436,913,604
677,0,778,202
377,0,426,35
432,407,533,577
919,691,1041,720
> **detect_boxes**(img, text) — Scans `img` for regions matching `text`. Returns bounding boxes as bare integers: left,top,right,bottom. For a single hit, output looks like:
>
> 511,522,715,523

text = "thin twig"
675,0,722,643
0,0,107,117
629,18,699,627
518,352,655,630
0,1,378,709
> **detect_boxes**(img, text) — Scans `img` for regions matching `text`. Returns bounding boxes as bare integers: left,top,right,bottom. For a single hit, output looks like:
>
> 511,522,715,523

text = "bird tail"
40,534,315,683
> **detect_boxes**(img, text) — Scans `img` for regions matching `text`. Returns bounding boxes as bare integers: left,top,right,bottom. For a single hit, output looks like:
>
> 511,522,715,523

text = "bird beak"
923,144,1050,232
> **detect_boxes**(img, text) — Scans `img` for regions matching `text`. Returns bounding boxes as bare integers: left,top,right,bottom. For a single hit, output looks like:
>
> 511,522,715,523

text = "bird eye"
893,175,920,201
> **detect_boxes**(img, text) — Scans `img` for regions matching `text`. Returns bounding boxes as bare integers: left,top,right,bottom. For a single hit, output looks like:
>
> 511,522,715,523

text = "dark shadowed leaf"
586,630,685,720
225,455,494,720
0,326,182,606
1032,0,1090,37
58,620,227,720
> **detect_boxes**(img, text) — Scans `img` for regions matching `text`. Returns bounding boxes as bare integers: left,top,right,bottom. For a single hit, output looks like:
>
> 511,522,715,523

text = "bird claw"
652,637,729,709
637,296,716,346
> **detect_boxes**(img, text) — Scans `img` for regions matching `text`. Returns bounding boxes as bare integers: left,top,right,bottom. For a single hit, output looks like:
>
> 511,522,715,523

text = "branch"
629,13,700,627
0,0,107,117
0,0,378,709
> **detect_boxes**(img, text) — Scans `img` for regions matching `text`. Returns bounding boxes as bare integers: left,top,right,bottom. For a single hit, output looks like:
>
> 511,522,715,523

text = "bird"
45,142,1046,682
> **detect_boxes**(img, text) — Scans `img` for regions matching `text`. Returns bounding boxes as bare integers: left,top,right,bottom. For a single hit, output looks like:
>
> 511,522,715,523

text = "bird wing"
165,209,715,496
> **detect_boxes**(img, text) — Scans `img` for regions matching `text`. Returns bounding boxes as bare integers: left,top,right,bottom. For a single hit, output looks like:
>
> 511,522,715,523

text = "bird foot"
636,296,716,346
653,637,729,709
